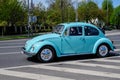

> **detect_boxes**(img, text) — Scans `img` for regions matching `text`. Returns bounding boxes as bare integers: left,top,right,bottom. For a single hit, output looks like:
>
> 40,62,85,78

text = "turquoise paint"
92,38,114,54
23,22,114,58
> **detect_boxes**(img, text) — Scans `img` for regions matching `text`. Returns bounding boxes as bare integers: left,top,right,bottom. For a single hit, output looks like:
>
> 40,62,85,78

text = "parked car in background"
22,22,114,62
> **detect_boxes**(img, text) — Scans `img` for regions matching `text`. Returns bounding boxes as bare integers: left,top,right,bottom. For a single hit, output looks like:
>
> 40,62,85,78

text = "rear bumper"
113,46,116,49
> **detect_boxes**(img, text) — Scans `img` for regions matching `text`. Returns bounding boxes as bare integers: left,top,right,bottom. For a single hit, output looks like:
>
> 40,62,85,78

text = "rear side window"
85,26,99,36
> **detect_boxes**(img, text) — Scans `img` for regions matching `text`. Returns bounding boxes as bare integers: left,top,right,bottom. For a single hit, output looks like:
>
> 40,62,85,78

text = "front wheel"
37,46,55,63
96,44,109,57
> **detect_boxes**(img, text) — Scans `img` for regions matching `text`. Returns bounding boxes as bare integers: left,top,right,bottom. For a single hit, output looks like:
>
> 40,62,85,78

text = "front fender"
32,41,61,57
92,38,114,54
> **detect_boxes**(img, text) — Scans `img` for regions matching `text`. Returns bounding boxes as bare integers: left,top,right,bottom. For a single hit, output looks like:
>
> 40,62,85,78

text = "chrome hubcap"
41,49,52,61
99,45,108,56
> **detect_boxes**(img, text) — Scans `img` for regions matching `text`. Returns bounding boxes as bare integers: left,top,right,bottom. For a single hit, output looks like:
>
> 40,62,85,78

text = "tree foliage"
46,0,75,25
78,0,99,23
110,6,120,28
33,2,46,24
0,0,25,26
0,0,120,35
102,0,113,25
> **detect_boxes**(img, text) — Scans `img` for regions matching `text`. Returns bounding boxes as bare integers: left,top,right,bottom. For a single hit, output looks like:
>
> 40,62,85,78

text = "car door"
61,26,85,55
84,26,100,53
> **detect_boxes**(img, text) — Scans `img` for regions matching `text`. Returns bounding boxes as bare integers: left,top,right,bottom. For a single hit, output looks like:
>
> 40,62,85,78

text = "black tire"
37,46,55,63
96,44,109,58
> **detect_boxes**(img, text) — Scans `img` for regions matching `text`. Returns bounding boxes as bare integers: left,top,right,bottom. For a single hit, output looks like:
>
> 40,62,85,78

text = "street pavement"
0,30,120,80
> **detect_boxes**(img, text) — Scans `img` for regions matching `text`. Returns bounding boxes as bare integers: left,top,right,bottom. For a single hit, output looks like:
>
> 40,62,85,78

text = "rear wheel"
37,46,55,63
96,44,109,57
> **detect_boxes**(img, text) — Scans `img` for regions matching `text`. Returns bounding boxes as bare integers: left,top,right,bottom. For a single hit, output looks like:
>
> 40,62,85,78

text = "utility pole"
75,0,78,22
107,0,109,26
28,0,30,37
27,0,33,37
61,0,64,23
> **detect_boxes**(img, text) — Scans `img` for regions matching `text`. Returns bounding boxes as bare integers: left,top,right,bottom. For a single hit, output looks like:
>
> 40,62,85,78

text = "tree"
110,6,120,29
78,0,99,23
0,0,9,22
67,4,75,22
78,1,87,22
0,0,26,35
32,2,46,24
59,0,75,22
46,0,75,25
102,0,113,25
87,1,99,23
0,0,25,26
32,2,47,31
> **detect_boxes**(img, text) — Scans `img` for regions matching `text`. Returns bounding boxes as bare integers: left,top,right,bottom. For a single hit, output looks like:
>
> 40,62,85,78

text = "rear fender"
92,38,114,54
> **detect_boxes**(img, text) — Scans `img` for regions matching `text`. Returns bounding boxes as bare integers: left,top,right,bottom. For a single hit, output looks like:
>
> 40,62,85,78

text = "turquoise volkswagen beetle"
22,22,114,62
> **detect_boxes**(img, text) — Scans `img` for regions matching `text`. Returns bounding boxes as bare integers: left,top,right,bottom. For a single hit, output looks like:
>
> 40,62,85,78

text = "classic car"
22,22,114,62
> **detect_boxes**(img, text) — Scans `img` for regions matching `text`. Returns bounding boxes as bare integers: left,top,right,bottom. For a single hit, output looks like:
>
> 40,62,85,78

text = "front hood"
31,33,60,42
25,33,60,51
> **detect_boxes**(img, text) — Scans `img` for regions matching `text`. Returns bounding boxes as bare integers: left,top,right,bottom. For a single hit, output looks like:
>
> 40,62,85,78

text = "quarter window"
85,26,99,36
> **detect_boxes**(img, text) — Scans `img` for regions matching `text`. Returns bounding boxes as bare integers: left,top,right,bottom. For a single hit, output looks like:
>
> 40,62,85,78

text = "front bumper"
21,47,35,57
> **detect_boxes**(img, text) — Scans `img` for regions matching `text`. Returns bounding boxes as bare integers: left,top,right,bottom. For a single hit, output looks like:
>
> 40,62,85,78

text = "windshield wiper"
53,31,61,34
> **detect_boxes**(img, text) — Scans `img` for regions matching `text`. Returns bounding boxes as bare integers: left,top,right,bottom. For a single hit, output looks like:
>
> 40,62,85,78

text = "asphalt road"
0,31,120,80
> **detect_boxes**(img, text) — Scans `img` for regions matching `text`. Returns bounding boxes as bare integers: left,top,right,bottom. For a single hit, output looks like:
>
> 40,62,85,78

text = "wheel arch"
36,41,61,57
92,38,114,54
97,43,111,50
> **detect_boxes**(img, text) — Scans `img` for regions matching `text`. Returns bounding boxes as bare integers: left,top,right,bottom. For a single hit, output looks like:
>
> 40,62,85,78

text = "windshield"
52,25,64,34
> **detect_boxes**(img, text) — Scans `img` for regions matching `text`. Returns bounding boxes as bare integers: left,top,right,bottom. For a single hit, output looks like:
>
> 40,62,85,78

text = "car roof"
59,22,97,28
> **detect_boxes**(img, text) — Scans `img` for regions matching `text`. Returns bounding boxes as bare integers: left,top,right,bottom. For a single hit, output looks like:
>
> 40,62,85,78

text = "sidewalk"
0,30,120,41
106,30,120,36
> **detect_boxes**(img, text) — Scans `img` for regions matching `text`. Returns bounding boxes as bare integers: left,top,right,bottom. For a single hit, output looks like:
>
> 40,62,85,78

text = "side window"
69,27,82,36
69,27,78,36
85,26,99,36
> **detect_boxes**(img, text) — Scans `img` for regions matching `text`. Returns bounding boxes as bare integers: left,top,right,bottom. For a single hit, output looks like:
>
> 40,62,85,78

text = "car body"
22,22,114,62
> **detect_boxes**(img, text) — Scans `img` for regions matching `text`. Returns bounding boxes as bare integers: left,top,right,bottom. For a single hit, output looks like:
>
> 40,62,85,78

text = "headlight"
25,40,29,47
30,44,35,51
25,43,27,48
31,46,35,51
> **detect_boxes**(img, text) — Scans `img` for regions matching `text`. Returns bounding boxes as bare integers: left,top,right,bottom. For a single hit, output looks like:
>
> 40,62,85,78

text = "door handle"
79,38,85,41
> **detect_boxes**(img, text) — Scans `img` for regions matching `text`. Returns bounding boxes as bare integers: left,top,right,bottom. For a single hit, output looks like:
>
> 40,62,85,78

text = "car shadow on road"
27,52,120,63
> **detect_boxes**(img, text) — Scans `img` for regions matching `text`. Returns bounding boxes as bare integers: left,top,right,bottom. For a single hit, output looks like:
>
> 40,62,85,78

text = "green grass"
0,34,39,41
0,35,29,41
0,33,47,41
